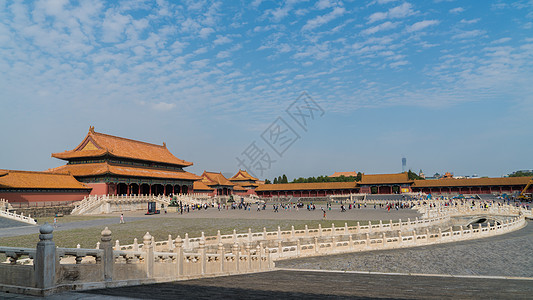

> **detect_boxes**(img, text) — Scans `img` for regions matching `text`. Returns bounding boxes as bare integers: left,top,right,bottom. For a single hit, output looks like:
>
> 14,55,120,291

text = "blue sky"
0,0,532,180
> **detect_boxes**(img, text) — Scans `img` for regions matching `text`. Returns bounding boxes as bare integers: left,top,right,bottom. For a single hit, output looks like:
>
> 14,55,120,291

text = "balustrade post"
305,225,309,237
379,220,383,229
233,229,238,243
277,240,283,257
314,237,319,253
257,244,262,270
263,227,267,239
143,232,154,278
291,226,295,238
114,240,120,250
296,239,301,257
368,221,372,232
101,227,114,281
174,236,183,277
199,240,206,275
399,219,402,231
356,222,360,233
246,243,251,270
365,233,370,248
217,243,224,273
398,231,403,244
184,233,190,249
413,230,417,244
349,235,353,250
133,238,139,251
382,232,386,246
318,224,322,236
168,235,173,251
265,247,273,269
331,223,335,236
277,226,281,239
35,223,56,290
232,243,240,272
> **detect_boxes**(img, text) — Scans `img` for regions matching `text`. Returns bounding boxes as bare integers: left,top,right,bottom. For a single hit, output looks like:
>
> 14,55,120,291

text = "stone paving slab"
64,270,533,299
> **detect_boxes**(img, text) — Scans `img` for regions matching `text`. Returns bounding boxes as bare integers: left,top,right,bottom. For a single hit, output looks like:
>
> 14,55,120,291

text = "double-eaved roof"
48,163,201,181
201,171,234,187
52,126,192,167
229,170,258,181
0,169,90,190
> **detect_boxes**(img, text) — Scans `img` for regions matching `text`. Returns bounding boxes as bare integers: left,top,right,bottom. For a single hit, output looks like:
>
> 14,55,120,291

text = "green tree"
356,172,362,182
273,177,278,184
509,170,533,177
408,169,424,180
264,179,271,184
282,174,288,183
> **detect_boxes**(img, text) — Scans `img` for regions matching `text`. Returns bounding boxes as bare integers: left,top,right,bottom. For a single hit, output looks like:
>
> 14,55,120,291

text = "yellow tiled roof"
50,163,201,181
256,181,358,191
359,172,412,185
0,169,90,190
201,171,234,186
229,170,258,181
329,171,358,177
52,127,193,167
412,177,533,187
193,181,214,191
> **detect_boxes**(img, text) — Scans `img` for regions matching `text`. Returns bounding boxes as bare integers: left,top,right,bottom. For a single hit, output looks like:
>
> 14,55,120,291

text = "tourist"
53,216,57,228
120,214,125,224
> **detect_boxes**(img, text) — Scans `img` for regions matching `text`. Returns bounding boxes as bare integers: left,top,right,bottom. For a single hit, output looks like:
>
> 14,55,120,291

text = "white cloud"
449,7,464,14
492,37,511,44
152,102,176,111
407,20,439,32
316,0,336,10
101,10,130,43
368,2,415,23
362,21,399,35
460,18,480,24
198,27,214,39
302,6,346,31
452,30,485,39
214,35,232,45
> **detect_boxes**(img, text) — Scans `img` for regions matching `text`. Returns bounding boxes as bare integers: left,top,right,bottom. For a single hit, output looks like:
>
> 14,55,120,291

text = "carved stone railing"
0,204,37,225
71,194,172,215
0,201,529,296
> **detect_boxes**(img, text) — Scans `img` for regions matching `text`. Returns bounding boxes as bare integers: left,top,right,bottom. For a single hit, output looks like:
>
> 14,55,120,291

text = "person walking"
120,213,125,224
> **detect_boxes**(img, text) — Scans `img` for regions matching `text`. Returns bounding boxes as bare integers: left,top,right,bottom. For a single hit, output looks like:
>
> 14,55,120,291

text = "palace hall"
48,127,200,196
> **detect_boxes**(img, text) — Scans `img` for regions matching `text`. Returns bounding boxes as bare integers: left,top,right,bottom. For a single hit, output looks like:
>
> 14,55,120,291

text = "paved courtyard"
1,207,531,299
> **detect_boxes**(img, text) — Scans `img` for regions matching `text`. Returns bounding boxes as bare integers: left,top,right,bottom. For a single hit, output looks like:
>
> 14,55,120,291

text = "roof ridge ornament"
89,126,95,133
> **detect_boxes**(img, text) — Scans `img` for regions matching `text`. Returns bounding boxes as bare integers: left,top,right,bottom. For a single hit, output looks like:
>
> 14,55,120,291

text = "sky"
0,0,532,181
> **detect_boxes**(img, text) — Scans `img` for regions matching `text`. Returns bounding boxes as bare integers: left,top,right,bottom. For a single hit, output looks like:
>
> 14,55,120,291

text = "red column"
127,184,130,196
149,185,152,195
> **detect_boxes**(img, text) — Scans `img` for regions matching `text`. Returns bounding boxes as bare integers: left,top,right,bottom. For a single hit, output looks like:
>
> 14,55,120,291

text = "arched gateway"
49,127,199,196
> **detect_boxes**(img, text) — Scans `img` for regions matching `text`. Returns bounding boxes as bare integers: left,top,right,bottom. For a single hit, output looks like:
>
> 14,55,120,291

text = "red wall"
87,183,109,196
0,191,91,205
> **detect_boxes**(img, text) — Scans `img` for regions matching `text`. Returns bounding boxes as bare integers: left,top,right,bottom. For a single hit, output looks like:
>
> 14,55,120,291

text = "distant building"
0,170,91,206
329,171,358,178
200,171,234,196
358,172,413,194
